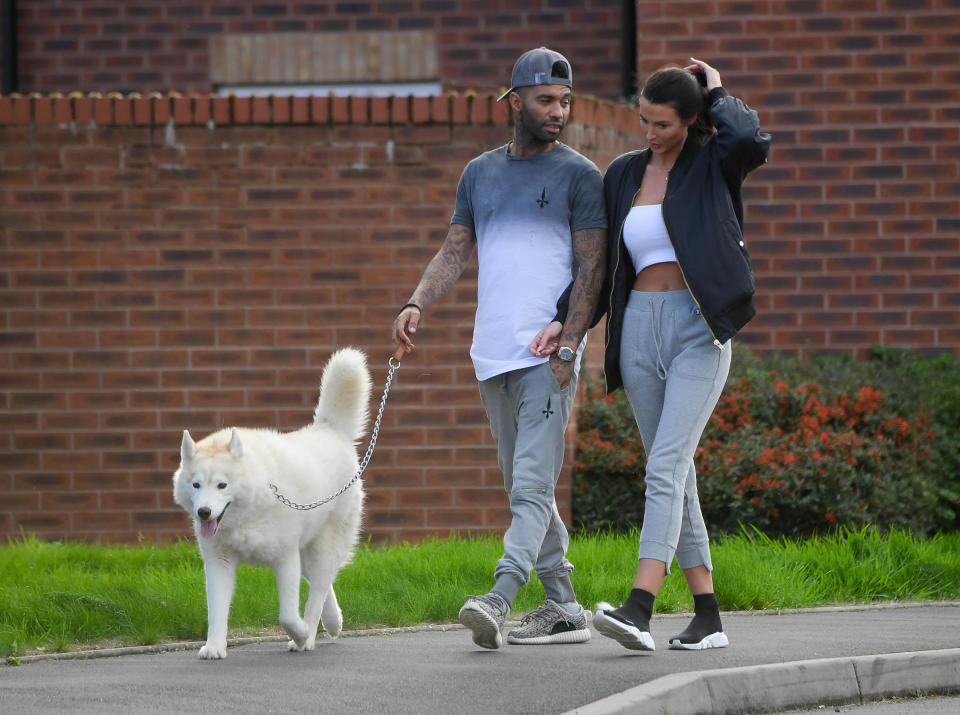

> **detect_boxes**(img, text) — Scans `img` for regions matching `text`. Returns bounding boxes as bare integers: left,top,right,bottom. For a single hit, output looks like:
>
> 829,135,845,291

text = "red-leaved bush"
573,348,959,537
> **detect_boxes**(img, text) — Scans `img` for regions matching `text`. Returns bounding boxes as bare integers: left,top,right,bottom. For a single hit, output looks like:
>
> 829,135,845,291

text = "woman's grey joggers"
619,289,731,573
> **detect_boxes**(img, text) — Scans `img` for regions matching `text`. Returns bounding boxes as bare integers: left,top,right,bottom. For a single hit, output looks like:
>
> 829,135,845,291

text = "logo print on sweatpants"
542,395,554,419
537,188,549,208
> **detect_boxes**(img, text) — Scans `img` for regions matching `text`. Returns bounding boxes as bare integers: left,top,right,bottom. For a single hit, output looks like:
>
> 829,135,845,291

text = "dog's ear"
228,428,243,459
181,430,196,463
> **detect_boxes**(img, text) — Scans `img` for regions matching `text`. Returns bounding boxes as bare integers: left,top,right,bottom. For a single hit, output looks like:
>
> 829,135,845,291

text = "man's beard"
516,106,564,147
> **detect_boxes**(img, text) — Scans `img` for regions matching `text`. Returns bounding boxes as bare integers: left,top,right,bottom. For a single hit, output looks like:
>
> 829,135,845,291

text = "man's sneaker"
458,593,509,650
506,599,591,645
668,617,729,650
593,601,655,651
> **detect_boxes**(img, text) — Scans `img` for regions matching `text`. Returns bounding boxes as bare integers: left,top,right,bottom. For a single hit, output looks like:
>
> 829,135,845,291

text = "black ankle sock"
693,593,720,613
693,592,722,630
609,588,654,632
693,592,719,613
673,592,723,642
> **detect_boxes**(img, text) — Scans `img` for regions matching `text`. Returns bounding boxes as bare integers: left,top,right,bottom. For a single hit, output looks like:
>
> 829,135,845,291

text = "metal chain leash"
269,351,403,510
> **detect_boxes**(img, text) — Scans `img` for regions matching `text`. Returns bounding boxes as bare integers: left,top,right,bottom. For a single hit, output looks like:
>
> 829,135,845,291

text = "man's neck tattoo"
510,116,554,155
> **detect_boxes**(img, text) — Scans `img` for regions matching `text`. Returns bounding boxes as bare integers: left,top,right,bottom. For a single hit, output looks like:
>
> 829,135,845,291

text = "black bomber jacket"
555,87,772,393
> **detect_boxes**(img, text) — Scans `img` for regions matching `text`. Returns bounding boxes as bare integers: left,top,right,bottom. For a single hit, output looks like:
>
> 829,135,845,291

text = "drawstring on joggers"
651,297,668,380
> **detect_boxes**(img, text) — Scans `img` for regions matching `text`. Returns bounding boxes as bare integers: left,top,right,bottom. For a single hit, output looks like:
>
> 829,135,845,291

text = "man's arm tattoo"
560,227,607,347
408,223,476,311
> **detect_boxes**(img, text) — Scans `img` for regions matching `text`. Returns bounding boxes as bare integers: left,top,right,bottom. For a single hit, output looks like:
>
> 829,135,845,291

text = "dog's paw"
198,642,227,659
286,637,314,652
322,608,343,639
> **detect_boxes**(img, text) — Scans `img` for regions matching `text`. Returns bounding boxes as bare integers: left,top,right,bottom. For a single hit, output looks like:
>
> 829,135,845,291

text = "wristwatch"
557,346,576,362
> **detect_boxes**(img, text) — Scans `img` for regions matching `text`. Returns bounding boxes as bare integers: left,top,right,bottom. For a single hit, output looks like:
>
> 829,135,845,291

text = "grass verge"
1,527,958,658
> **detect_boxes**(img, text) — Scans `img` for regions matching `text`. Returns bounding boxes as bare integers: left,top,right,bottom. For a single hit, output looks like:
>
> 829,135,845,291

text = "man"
392,47,607,649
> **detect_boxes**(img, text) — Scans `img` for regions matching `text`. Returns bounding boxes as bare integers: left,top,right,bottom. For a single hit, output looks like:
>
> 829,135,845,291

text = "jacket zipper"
661,171,724,351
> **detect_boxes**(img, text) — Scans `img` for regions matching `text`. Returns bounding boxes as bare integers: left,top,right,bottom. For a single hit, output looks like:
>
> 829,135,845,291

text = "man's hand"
529,321,563,357
392,305,421,355
549,353,574,390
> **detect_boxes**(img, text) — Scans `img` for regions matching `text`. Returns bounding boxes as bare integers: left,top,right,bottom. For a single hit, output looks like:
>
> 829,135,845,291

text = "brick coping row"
0,92,639,132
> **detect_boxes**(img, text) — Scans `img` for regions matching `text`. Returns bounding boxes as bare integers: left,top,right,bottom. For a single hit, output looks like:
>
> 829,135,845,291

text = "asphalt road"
1,605,958,714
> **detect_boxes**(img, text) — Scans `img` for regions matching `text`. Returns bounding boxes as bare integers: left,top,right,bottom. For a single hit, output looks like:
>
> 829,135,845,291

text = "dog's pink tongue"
200,520,217,539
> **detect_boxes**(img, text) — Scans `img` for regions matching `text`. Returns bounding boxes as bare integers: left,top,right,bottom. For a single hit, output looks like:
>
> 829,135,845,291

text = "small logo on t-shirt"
537,187,549,208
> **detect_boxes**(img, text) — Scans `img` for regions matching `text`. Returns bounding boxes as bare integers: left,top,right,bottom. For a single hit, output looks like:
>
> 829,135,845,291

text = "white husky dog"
173,348,370,659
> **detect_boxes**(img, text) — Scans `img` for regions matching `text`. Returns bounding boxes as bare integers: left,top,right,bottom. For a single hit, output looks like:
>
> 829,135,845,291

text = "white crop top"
622,204,677,273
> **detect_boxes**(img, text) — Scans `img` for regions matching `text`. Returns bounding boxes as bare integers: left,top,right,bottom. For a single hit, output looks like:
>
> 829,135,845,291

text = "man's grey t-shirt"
451,143,606,381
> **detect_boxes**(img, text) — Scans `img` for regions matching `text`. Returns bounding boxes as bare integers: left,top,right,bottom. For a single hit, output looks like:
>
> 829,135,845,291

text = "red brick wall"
636,0,960,354
3,1,960,544
4,0,623,99
0,92,643,543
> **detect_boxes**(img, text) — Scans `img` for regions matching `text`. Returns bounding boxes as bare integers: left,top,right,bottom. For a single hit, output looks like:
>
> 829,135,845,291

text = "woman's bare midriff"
632,261,687,292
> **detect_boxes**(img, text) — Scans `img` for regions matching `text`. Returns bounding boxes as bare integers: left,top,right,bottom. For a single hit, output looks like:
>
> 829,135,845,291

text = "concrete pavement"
1,603,958,714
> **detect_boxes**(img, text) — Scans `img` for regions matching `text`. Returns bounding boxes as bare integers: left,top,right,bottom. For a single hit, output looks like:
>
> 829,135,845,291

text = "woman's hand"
687,57,721,91
529,321,563,357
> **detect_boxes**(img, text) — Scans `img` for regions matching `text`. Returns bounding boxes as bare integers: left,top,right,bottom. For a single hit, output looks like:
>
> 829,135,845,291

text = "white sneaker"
593,601,655,651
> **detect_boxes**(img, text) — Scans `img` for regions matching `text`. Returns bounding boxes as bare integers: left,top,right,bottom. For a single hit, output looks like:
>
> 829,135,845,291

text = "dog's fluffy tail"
313,348,372,441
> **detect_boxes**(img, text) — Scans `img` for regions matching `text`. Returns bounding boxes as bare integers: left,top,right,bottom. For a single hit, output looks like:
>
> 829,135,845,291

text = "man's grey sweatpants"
478,362,578,606
620,289,732,574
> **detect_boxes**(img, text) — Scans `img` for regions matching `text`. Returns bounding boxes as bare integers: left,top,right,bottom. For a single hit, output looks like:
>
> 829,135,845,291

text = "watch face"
558,347,575,361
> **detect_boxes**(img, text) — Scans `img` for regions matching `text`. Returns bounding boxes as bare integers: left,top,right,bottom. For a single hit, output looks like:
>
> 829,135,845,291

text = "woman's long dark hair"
640,66,715,143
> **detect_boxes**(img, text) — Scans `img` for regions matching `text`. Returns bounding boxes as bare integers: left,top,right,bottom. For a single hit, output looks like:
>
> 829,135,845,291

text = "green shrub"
573,347,960,537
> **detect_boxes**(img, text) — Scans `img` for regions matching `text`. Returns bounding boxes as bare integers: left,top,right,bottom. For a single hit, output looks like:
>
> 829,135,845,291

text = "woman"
532,58,771,650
